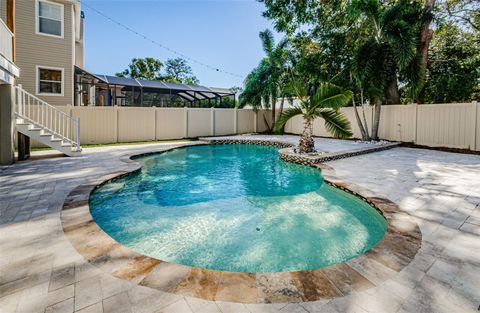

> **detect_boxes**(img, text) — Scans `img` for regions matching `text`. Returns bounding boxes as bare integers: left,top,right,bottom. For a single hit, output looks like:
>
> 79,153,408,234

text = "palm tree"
349,0,424,139
240,30,290,129
274,81,353,153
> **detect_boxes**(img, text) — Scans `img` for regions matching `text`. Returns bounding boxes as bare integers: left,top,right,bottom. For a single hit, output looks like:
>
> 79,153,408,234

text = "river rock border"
201,137,400,166
61,141,421,304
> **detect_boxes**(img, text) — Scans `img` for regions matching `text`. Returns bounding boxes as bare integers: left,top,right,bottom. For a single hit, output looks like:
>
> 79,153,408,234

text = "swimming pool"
89,144,387,273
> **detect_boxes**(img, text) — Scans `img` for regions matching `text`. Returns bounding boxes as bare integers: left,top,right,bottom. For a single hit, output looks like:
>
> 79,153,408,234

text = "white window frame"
35,0,64,39
36,65,64,96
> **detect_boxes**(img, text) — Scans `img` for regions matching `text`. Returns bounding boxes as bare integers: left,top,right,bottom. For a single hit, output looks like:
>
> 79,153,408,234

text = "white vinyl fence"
30,107,272,146
284,102,480,151
29,102,480,152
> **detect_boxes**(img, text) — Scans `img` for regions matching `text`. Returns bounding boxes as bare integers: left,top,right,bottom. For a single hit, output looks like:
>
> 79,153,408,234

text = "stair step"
14,90,82,157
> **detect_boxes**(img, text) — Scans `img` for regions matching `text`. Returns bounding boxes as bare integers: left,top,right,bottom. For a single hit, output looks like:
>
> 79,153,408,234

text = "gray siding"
15,0,74,106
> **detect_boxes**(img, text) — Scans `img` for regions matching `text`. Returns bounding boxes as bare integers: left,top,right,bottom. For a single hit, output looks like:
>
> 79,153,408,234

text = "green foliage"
274,80,353,139
260,0,479,104
164,58,199,85
116,57,163,80
436,0,479,31
116,57,200,85
423,23,480,103
239,29,290,112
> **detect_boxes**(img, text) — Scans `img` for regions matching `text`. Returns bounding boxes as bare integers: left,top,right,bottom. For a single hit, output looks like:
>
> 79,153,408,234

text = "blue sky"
83,0,280,88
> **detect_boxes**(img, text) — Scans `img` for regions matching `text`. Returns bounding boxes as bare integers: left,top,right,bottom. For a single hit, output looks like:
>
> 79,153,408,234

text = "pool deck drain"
60,141,421,304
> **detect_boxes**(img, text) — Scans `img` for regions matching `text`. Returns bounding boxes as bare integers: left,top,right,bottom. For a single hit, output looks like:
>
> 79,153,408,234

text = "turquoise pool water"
90,144,387,273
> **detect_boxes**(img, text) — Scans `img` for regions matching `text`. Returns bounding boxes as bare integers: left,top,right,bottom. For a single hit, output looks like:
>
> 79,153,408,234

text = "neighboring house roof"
96,74,234,97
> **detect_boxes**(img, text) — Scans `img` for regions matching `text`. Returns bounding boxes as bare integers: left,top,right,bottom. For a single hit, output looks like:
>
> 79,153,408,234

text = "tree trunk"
279,96,285,116
416,0,436,104
386,78,400,105
299,117,315,153
352,97,369,141
360,89,370,139
271,97,276,130
371,100,382,140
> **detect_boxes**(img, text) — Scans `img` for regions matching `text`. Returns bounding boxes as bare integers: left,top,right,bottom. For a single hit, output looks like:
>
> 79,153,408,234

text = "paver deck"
1,135,479,313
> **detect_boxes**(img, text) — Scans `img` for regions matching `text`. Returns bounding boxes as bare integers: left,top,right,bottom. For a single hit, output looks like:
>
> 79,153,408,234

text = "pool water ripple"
90,144,387,272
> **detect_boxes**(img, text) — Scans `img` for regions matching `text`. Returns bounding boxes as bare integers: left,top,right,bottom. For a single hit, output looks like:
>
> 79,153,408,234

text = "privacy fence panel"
476,103,480,151
256,110,272,133
187,108,212,138
214,109,236,136
237,109,255,134
155,108,185,140
26,103,480,152
285,115,303,135
71,106,117,144
416,103,474,149
118,107,155,143
378,105,416,142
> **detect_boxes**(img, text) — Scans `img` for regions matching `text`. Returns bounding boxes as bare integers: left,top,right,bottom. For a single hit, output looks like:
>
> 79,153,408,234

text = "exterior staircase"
14,85,81,156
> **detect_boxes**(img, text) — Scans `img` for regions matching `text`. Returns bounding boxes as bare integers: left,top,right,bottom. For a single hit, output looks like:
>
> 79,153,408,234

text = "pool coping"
61,140,422,304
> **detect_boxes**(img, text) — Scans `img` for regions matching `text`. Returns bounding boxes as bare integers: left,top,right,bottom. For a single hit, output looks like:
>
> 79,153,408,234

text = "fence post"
184,106,188,138
472,101,478,151
153,106,157,141
211,107,215,136
76,117,81,150
234,108,238,134
115,105,119,143
413,103,418,144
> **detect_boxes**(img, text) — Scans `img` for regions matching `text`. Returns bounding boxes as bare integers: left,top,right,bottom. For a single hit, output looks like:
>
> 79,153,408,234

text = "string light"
80,1,244,79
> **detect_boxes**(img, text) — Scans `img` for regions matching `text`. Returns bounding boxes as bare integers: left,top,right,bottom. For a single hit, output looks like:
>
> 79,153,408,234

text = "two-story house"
0,0,83,164
0,0,20,165
8,0,84,107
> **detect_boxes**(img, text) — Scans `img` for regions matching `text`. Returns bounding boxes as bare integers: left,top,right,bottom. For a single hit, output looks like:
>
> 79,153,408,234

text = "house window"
37,66,63,95
37,0,64,37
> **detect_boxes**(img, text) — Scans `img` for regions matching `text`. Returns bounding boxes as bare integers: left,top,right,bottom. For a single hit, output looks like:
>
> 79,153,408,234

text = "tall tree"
349,0,424,139
116,57,200,85
423,23,480,102
260,0,425,140
116,57,163,80
416,0,436,103
239,30,290,128
164,58,199,85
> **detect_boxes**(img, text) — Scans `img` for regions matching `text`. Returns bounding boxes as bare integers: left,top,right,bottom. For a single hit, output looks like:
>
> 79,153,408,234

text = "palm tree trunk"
279,96,285,116
361,90,370,140
371,99,382,140
416,0,436,104
352,97,369,141
386,78,400,104
271,97,276,129
299,117,315,153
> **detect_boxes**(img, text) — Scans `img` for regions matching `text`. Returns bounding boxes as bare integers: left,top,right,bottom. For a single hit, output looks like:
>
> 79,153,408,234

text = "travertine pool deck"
1,135,480,313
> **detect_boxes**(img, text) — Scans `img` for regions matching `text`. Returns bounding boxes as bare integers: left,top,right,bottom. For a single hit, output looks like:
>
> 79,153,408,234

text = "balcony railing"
0,18,13,62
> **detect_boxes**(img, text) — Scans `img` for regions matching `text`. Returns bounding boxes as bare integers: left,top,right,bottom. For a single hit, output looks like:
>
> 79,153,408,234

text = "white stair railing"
14,85,81,151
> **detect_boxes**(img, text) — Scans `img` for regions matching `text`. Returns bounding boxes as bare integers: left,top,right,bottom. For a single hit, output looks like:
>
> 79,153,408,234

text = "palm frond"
259,29,275,56
318,109,353,138
311,83,353,110
273,107,303,133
